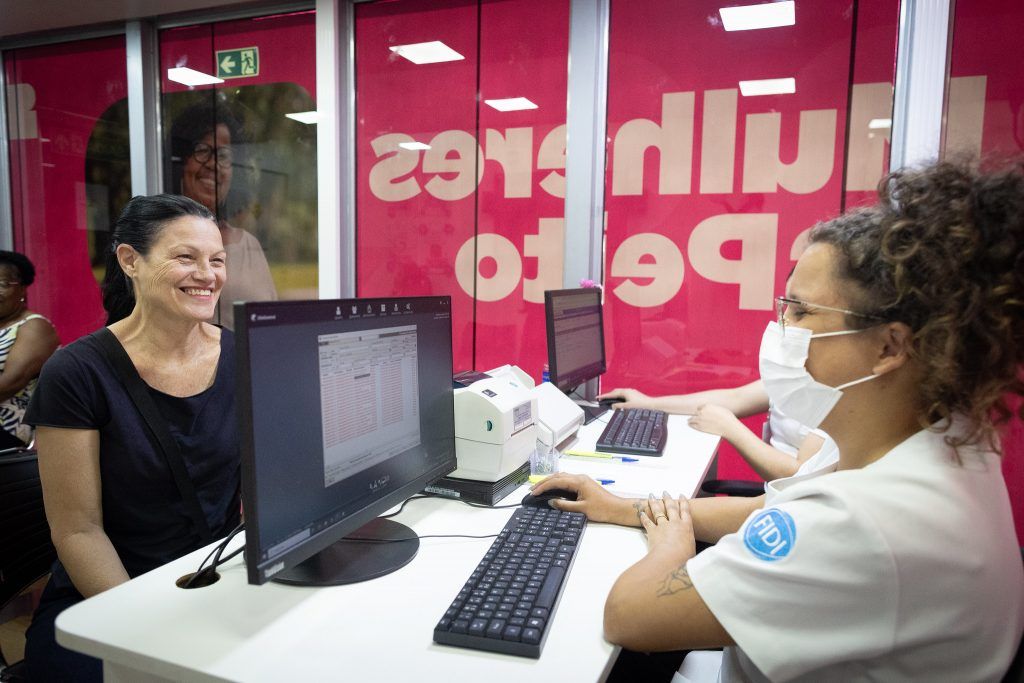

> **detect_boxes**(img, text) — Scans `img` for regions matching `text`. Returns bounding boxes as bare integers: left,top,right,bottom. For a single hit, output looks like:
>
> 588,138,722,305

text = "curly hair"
808,160,1024,453
0,250,36,286
167,98,244,212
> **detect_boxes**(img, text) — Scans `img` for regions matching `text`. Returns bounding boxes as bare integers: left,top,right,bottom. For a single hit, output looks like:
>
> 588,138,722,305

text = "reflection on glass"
160,11,318,328
166,97,277,329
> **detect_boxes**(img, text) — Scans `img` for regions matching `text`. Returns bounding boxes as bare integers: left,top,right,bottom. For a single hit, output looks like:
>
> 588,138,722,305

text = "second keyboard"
596,408,668,456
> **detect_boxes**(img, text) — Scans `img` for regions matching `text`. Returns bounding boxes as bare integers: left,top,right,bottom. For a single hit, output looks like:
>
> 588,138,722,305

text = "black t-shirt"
25,327,241,586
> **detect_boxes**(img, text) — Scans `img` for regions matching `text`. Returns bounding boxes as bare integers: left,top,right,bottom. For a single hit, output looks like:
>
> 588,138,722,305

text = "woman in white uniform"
536,160,1024,681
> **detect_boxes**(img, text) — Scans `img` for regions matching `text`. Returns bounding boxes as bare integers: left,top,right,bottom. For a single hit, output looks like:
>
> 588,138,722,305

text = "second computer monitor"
544,288,606,392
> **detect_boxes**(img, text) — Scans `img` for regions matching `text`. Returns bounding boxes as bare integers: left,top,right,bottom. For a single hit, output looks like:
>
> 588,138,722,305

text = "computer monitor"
544,288,607,393
235,296,457,586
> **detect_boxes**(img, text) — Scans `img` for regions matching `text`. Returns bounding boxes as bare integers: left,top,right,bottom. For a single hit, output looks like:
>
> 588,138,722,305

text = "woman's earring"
19,297,25,303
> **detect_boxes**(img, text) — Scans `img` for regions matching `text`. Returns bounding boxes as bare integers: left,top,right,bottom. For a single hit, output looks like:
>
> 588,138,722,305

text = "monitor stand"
271,517,419,587
573,399,608,425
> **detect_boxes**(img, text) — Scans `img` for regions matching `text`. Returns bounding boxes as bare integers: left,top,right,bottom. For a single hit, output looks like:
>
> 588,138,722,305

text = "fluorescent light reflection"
483,97,538,112
166,67,224,87
868,118,892,129
398,141,431,151
738,77,795,96
389,41,464,64
719,1,795,31
285,111,319,124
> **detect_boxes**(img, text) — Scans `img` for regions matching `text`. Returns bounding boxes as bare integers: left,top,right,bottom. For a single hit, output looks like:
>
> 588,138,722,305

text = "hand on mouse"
596,387,653,411
640,491,696,562
531,473,636,525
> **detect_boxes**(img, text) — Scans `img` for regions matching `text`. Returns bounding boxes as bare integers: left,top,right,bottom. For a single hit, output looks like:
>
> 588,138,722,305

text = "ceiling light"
398,141,431,150
719,1,795,31
483,97,538,112
166,67,224,87
738,77,795,96
389,41,464,65
285,111,318,124
868,118,892,129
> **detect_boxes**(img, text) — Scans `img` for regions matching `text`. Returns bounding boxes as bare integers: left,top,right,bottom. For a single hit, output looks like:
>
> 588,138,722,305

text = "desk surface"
57,415,718,683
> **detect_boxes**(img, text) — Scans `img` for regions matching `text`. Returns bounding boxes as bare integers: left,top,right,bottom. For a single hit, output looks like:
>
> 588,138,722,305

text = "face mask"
759,321,878,429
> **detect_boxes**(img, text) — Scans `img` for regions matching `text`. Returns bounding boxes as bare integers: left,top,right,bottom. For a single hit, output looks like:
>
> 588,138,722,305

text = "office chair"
699,478,764,497
699,419,770,497
0,449,56,669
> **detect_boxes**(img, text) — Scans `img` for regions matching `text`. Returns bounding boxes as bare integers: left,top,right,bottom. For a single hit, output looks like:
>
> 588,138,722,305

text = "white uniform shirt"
766,403,808,456
687,419,1024,682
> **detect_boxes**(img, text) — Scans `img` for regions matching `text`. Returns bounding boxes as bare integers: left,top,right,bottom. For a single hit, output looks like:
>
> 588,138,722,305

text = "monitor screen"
236,296,456,585
544,288,606,392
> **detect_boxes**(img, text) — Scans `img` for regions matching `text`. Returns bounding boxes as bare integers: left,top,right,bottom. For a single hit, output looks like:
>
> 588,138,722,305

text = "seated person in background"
599,380,832,481
24,195,241,683
540,160,1024,681
169,99,277,329
0,250,59,449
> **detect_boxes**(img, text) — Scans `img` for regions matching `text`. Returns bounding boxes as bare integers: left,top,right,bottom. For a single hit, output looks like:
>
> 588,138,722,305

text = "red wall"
947,0,1024,543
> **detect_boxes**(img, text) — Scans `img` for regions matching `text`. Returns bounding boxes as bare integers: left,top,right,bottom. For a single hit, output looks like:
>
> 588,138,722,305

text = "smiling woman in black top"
23,194,241,682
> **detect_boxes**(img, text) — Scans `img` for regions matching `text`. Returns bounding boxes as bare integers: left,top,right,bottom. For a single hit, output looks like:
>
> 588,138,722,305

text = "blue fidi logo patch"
743,508,796,561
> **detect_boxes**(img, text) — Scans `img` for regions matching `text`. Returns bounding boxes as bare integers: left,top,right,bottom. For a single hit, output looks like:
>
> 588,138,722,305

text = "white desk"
56,415,719,683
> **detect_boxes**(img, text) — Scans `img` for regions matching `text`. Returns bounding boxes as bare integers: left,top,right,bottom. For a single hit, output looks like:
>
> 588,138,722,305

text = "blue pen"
620,457,640,463
597,478,616,485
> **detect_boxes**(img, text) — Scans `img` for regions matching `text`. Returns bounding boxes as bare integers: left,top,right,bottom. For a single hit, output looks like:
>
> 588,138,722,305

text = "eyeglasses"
0,281,22,289
775,296,882,334
190,143,233,168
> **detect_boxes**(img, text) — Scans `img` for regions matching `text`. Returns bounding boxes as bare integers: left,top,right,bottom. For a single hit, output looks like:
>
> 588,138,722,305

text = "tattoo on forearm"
656,564,694,597
632,501,644,524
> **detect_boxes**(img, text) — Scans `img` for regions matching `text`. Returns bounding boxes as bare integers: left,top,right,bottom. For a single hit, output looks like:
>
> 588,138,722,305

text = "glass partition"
355,0,570,375
601,0,900,480
5,36,128,343
159,10,318,329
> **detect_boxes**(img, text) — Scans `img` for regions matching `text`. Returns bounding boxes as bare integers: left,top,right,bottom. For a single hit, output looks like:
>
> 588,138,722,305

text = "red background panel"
6,36,127,344
948,0,1024,542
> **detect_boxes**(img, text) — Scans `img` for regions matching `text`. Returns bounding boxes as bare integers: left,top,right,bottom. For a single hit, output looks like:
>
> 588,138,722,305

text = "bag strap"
95,328,214,544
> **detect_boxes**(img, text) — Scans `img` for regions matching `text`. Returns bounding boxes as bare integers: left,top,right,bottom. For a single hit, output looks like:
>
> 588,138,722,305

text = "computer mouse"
598,396,627,407
521,488,579,507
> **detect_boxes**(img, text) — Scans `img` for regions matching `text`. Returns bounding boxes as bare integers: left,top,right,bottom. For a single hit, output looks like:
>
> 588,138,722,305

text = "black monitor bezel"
235,296,457,585
544,287,607,392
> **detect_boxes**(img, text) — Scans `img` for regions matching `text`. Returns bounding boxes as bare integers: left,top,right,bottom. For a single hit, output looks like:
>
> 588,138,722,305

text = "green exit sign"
216,47,259,79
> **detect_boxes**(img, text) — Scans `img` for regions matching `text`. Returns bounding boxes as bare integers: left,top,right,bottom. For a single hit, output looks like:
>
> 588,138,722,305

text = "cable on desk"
184,521,245,588
368,492,523,543
380,493,520,519
344,533,500,543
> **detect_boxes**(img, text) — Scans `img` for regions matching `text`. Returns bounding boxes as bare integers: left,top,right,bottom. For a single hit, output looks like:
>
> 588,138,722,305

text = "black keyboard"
596,408,668,455
432,506,587,658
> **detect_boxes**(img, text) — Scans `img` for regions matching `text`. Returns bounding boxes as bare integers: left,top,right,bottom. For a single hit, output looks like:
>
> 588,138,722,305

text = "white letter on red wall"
611,92,694,196
688,213,777,310
742,110,837,194
610,233,685,307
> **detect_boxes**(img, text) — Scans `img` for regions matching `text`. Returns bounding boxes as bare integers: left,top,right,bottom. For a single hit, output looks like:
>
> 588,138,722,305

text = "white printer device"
430,365,584,504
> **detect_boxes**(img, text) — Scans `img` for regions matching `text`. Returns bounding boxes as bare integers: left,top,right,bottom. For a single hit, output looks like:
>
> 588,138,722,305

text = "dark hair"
0,250,36,286
809,159,1024,451
167,98,244,210
101,194,215,325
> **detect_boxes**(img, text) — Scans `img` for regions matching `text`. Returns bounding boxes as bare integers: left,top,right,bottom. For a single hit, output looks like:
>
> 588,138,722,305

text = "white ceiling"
0,0,254,42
